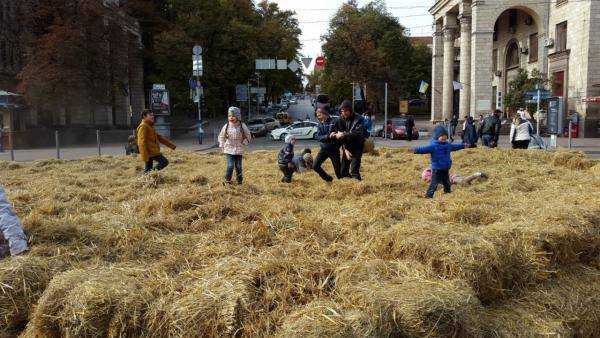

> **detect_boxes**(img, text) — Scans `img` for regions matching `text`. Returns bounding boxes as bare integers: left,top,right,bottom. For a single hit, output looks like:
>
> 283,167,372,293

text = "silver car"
247,117,281,137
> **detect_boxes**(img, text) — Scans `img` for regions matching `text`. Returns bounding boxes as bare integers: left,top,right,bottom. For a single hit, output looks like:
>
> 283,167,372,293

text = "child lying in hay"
421,168,488,186
414,125,465,198
0,185,28,258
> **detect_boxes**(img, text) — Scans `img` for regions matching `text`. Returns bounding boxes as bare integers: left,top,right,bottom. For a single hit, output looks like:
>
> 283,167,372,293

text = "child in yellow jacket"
136,110,176,173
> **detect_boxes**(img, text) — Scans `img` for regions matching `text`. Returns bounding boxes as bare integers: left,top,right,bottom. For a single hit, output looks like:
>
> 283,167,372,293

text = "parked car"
376,118,419,140
247,117,281,137
270,121,319,141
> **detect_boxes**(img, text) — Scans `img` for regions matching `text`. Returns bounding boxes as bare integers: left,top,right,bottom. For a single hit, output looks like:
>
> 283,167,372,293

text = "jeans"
0,186,28,256
341,148,363,181
279,164,294,183
225,154,243,183
482,134,495,148
313,146,341,182
144,154,169,173
426,169,452,198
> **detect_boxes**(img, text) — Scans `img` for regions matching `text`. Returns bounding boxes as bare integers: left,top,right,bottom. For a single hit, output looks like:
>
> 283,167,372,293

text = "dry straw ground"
0,147,599,337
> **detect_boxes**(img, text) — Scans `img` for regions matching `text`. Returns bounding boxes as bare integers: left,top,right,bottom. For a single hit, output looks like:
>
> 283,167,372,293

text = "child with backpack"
218,107,252,185
414,125,465,198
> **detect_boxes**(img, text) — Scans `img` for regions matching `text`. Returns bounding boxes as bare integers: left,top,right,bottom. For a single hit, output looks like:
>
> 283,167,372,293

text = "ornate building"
0,0,145,131
430,0,600,137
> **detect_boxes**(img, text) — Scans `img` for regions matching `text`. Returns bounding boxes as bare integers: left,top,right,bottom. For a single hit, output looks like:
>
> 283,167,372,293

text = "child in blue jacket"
414,125,465,198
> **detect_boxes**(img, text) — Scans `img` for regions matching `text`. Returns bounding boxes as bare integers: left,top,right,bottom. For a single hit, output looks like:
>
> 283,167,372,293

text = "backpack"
225,122,250,144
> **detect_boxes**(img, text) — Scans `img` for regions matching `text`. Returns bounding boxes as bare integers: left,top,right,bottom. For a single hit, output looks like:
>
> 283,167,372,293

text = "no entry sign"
315,56,325,69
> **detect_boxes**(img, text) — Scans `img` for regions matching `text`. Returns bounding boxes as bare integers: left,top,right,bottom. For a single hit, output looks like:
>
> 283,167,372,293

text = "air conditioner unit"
520,47,529,54
495,70,502,77
544,38,555,48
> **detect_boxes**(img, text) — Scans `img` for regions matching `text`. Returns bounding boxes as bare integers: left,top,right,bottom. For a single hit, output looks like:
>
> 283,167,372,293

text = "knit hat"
340,100,353,111
285,134,296,144
228,106,241,120
432,125,448,140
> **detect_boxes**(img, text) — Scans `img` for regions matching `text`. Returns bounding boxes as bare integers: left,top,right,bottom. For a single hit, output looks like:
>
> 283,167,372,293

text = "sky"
270,0,436,71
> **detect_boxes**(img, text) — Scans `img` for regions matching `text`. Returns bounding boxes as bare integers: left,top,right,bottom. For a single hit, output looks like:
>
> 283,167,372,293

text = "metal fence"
0,128,222,162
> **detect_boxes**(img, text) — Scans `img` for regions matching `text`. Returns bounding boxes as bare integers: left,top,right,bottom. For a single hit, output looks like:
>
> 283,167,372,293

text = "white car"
270,121,319,141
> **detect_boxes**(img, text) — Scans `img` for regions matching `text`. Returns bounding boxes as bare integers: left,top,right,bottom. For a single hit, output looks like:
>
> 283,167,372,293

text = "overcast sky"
270,0,435,71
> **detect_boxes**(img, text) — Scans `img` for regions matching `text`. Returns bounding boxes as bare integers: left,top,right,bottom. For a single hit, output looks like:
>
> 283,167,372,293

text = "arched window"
506,41,520,68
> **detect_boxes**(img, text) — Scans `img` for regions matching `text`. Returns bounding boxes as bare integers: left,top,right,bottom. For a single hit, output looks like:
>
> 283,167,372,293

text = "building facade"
0,0,145,132
430,0,600,137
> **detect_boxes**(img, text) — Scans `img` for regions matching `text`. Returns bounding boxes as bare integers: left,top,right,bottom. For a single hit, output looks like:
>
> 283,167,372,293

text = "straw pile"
0,148,598,336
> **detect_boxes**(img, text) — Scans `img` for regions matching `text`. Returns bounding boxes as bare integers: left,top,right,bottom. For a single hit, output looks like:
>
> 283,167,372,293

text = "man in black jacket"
313,108,341,182
405,114,415,142
332,100,365,180
480,110,502,147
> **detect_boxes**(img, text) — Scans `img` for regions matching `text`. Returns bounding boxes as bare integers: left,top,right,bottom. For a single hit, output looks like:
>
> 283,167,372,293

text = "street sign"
256,59,276,70
287,60,300,72
301,57,312,68
399,100,408,113
277,60,288,70
524,90,551,97
193,45,202,55
315,56,325,69
236,84,248,101
250,87,266,95
152,84,166,90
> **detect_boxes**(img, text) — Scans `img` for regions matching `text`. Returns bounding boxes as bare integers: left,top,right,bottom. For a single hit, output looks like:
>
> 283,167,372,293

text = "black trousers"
279,164,294,183
512,140,530,149
341,148,363,181
406,127,413,141
145,154,169,173
426,169,451,198
313,146,342,182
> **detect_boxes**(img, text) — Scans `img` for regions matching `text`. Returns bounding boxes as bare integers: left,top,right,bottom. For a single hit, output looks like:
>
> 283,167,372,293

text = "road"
286,98,316,122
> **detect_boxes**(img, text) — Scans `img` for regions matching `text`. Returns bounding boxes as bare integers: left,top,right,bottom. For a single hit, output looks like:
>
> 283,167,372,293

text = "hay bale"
0,256,54,331
277,301,351,337
478,266,600,337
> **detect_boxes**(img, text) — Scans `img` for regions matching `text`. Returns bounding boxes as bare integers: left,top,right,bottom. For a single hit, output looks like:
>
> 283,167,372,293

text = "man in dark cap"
331,100,366,180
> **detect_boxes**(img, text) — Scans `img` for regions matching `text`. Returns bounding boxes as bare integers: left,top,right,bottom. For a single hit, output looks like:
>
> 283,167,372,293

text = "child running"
414,125,465,198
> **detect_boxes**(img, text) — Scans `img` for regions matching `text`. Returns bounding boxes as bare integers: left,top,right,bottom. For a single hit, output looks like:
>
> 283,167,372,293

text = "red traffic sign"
315,56,325,68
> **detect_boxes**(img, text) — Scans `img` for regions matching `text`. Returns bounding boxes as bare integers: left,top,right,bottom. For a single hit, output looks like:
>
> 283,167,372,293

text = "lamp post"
193,45,204,143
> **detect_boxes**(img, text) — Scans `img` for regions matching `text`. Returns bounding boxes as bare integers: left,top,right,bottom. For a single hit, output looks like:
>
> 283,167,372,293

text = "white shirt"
510,121,533,141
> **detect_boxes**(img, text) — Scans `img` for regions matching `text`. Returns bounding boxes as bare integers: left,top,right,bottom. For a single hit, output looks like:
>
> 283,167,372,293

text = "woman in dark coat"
462,115,478,148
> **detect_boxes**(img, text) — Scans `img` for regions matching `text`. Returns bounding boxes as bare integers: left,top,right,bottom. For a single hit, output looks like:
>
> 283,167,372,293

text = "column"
458,14,471,118
431,29,444,121
442,25,456,120
470,1,494,116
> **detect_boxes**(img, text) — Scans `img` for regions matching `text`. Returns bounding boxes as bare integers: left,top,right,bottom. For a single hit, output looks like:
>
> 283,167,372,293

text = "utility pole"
193,45,204,143
536,84,541,136
352,82,355,112
384,82,388,139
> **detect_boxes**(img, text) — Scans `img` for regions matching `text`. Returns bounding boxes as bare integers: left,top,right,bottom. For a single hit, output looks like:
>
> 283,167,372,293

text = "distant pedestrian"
137,110,176,173
218,106,251,185
462,116,478,148
449,114,459,141
510,115,534,149
405,114,415,142
333,100,366,180
278,134,296,183
313,108,342,182
414,125,465,198
480,110,502,148
362,112,373,138
125,135,139,156
0,185,29,259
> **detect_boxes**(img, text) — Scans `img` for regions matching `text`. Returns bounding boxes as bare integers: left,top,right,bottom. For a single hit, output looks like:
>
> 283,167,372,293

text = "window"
508,9,518,31
506,42,520,68
556,21,567,52
553,71,565,97
493,49,498,72
529,33,538,62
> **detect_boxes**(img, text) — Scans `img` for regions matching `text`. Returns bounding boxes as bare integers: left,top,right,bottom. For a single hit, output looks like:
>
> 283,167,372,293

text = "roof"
410,36,433,46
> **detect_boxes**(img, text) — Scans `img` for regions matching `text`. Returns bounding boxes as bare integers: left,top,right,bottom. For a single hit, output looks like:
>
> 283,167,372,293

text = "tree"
504,69,549,115
18,0,128,126
320,0,430,115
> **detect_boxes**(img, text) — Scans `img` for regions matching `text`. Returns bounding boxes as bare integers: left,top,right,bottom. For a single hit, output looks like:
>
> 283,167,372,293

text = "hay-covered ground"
0,147,599,337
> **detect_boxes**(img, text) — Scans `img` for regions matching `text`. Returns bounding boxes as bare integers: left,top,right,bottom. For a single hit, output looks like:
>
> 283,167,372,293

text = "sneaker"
479,172,489,179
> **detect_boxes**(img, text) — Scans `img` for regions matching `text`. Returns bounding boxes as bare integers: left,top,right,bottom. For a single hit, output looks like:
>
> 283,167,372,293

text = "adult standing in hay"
313,107,342,182
218,107,252,185
509,115,534,149
137,110,177,173
0,185,29,259
332,100,366,181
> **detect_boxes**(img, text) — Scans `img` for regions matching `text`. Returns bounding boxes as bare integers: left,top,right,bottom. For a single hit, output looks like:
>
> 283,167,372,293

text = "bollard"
568,121,572,149
96,130,101,156
9,131,15,162
55,130,60,159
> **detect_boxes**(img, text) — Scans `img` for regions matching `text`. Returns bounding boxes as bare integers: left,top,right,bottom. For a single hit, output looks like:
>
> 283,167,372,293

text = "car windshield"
391,119,406,126
248,120,263,125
